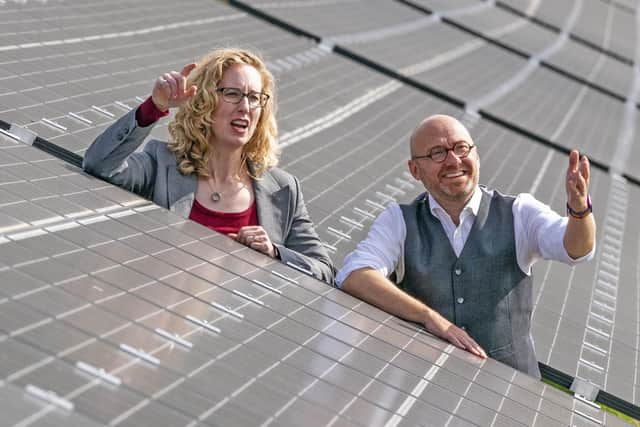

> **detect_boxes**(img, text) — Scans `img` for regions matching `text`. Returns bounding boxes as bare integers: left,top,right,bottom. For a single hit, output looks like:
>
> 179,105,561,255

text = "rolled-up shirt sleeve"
336,203,406,287
514,193,595,275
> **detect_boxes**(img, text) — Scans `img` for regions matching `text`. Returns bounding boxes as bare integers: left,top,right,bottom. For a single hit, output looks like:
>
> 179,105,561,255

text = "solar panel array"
0,0,639,425
242,0,640,409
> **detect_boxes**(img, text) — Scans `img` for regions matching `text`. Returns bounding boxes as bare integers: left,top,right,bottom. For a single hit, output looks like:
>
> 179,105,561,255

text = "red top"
136,96,169,127
189,199,259,234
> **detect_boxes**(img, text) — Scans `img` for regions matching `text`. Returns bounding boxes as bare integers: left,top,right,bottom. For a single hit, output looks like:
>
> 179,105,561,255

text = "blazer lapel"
167,166,197,218
253,169,289,245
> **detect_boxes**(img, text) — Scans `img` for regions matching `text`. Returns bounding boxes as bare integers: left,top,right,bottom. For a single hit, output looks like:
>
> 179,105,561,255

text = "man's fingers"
181,62,197,77
478,346,487,358
580,155,590,183
460,336,486,358
446,328,487,359
467,339,487,358
566,154,590,202
447,334,464,350
568,150,579,173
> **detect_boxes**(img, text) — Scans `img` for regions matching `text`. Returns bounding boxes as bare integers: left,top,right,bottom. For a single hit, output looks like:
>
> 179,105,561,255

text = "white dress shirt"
336,187,594,286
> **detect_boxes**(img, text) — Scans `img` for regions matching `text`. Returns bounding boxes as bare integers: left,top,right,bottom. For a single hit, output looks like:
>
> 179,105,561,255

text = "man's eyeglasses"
412,142,475,163
216,87,270,109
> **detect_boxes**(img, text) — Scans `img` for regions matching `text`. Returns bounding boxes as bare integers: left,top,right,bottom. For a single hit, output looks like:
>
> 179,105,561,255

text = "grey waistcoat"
399,187,540,378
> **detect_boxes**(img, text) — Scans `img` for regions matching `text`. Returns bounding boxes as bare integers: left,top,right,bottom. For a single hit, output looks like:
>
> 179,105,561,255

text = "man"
336,115,595,378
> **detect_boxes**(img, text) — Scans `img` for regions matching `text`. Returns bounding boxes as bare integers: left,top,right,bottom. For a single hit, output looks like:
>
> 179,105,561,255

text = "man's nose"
443,148,462,164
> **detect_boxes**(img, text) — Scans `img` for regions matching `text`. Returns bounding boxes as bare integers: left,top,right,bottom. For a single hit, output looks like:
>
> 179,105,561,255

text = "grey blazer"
83,108,335,283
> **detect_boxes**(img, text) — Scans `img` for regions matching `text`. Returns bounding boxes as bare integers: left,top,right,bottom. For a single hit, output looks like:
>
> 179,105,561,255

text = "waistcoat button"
457,297,464,304
455,268,462,276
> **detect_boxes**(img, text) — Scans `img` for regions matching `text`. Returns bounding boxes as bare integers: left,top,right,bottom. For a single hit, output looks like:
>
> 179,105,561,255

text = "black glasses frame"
412,142,475,163
216,87,270,108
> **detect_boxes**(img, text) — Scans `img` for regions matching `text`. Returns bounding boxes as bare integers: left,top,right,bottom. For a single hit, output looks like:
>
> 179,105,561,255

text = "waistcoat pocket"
489,342,516,367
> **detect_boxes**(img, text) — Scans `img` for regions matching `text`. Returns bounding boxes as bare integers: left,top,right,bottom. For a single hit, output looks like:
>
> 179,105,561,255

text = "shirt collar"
428,186,482,219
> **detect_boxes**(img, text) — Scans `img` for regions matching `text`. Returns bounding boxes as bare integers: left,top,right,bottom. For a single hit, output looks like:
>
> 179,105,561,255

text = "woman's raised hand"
151,63,198,112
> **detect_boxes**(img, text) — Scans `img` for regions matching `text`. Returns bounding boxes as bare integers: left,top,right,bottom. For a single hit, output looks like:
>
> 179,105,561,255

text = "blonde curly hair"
168,48,279,178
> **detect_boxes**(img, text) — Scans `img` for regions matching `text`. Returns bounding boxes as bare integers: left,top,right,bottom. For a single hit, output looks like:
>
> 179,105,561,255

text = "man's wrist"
420,307,438,330
567,194,592,219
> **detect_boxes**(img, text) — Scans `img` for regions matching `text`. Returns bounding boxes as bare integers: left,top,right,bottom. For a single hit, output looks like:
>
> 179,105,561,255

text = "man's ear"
407,159,420,181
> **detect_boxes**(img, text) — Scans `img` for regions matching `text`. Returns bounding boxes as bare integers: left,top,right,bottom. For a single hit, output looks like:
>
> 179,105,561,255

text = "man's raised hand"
566,150,590,213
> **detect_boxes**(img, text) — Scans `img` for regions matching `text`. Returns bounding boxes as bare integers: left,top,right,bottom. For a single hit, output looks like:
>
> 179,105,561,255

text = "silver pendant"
211,192,221,202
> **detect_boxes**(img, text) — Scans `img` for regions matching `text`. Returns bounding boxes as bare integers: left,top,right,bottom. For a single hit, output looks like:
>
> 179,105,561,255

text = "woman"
84,48,334,283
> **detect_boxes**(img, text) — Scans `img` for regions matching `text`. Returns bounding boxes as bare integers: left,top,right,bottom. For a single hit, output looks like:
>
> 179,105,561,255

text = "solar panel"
0,134,615,426
1,0,639,425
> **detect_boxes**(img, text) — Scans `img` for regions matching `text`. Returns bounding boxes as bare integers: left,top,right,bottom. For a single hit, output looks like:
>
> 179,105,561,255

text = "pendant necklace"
206,174,246,203
206,176,224,202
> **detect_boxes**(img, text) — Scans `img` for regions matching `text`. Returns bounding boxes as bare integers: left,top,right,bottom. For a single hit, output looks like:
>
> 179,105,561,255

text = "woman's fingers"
178,63,198,101
181,63,197,77
150,64,198,111
151,75,171,111
163,73,177,98
235,226,276,257
170,71,183,98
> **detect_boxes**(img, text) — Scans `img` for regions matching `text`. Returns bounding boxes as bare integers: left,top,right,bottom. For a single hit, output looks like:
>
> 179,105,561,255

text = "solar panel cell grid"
1,0,639,425
547,41,634,98
572,1,615,49
410,0,486,12
484,68,627,161
251,0,421,36
494,21,559,55
498,0,574,30
239,0,638,179
345,22,480,72
449,4,523,33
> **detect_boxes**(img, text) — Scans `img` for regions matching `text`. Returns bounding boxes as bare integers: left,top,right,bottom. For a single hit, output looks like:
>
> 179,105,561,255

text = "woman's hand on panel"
229,226,277,258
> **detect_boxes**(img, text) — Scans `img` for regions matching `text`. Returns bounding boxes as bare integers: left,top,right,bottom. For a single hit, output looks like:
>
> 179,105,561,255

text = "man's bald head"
407,114,479,212
410,115,473,157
